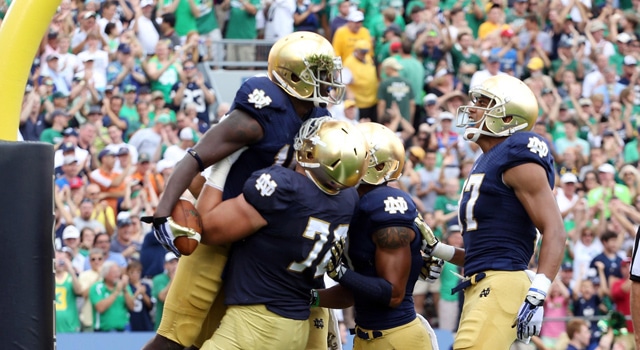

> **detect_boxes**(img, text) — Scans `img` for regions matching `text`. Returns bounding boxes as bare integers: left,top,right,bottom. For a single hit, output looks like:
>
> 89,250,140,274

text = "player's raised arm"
154,110,264,218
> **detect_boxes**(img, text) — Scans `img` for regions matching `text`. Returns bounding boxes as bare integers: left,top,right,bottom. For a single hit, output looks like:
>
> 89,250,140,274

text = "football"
170,199,203,256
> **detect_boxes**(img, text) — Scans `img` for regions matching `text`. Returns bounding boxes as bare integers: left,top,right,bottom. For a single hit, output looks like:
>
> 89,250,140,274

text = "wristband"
310,289,320,307
432,243,456,262
187,148,205,172
530,274,551,296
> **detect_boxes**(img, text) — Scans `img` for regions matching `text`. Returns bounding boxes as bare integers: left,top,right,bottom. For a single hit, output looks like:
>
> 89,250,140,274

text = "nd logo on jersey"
384,196,408,214
527,136,549,158
255,173,277,196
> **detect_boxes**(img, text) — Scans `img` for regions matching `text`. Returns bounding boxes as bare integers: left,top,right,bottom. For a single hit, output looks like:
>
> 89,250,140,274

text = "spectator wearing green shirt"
438,225,463,332
434,177,460,231
552,37,585,85
377,57,416,126
40,109,70,145
152,252,179,330
587,163,633,219
225,0,261,62
55,249,83,333
90,261,135,332
162,0,202,39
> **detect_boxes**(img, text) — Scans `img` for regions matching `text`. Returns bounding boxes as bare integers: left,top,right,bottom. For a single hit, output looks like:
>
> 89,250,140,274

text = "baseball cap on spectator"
527,57,544,71
63,127,78,137
426,29,439,38
500,27,515,38
63,155,78,165
156,159,175,173
346,10,364,22
557,37,573,48
51,109,69,119
165,252,179,262
25,81,34,93
561,173,578,184
578,98,592,106
117,147,130,156
409,146,425,160
617,32,633,44
156,113,171,124
384,24,402,37
117,211,133,227
117,43,131,54
423,93,438,106
138,86,151,95
88,105,102,115
622,257,632,266
487,54,501,64
60,142,75,152
589,20,607,32
139,153,151,163
447,224,462,234
624,55,637,66
598,163,616,174
179,127,198,142
62,225,81,240
123,84,137,93
52,91,68,100
559,102,569,110
105,85,115,93
69,177,84,190
354,39,370,51
152,91,165,100
381,57,403,71
561,261,573,271
48,31,59,40
344,100,356,109
98,148,116,161
82,55,95,63
440,112,454,121
46,54,59,62
541,87,553,95
83,11,97,19
389,41,402,53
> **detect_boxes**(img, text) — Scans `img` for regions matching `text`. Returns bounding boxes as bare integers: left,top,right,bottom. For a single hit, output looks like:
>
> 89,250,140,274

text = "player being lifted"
142,32,346,349
420,75,566,349
313,123,441,350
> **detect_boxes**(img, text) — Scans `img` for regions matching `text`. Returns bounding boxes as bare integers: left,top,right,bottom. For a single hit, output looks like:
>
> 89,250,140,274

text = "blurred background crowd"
2,0,639,347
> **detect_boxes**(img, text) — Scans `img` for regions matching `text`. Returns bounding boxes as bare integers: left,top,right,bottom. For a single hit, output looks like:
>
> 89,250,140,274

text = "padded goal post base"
0,141,55,349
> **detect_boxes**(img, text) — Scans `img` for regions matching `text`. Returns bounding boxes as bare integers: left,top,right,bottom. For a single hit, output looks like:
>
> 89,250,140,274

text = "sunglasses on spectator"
90,257,103,262
184,66,196,70
95,240,109,244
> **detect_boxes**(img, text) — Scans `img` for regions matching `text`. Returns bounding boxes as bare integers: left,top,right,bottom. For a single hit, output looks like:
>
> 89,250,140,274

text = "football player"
313,123,440,350
419,75,566,348
142,32,346,350
194,117,368,349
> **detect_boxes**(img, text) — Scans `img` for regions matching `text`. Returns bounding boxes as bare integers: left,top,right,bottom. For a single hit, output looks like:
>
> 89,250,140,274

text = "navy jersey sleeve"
359,187,418,231
242,166,295,217
231,76,288,124
499,132,556,188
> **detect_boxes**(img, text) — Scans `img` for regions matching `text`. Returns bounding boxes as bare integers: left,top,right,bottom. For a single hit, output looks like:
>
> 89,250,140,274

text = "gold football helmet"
357,122,405,185
268,31,346,107
457,75,538,142
294,117,369,195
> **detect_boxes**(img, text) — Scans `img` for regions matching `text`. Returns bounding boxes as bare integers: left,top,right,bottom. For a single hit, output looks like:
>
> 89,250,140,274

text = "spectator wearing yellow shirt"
478,4,506,40
343,39,379,122
332,10,373,63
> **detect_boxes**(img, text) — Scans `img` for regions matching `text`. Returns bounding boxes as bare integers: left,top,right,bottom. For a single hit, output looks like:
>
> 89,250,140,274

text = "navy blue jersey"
223,76,330,200
345,186,423,330
458,132,555,276
223,166,358,320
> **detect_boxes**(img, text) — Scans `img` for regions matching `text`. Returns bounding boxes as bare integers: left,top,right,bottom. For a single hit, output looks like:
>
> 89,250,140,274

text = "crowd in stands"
2,0,639,347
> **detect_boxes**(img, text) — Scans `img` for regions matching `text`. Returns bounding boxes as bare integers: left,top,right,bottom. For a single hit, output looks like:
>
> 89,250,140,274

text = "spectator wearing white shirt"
469,54,506,89
263,0,296,40
98,1,125,44
131,0,161,56
162,127,197,164
77,35,110,92
71,11,106,54
582,53,608,98
56,35,80,88
584,20,615,59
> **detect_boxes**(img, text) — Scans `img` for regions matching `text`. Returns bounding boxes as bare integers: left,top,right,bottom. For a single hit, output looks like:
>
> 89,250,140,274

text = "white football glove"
512,274,550,343
419,254,444,283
